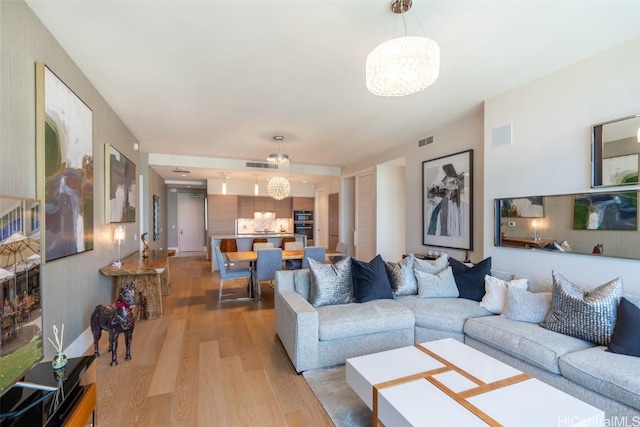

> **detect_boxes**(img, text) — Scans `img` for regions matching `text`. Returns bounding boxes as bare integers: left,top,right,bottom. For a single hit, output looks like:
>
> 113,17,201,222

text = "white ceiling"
25,0,640,187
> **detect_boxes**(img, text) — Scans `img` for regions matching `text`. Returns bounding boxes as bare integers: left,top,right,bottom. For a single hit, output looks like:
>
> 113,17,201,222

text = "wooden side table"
100,250,172,320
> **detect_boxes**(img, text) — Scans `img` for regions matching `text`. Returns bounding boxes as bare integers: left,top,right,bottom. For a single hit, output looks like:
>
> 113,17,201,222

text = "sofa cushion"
541,271,623,345
607,297,640,357
352,255,393,303
309,257,355,307
415,267,459,298
464,316,595,374
316,299,415,341
559,346,640,411
479,275,528,314
413,253,448,274
293,269,312,301
449,256,492,301
502,286,552,323
397,296,491,333
385,254,418,296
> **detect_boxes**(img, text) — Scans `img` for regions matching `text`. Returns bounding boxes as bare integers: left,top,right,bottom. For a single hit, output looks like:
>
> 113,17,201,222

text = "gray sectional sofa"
274,268,640,418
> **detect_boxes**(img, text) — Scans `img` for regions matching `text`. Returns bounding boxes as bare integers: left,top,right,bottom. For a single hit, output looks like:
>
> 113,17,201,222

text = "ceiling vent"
417,136,434,148
246,161,278,169
172,168,190,173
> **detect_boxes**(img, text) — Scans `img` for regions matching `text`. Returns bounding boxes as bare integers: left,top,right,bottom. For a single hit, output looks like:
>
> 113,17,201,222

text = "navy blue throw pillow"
449,257,492,301
607,297,640,357
352,255,393,303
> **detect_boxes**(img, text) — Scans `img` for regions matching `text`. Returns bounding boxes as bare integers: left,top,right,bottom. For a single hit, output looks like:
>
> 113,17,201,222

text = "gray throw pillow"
385,254,418,296
415,267,459,298
309,257,355,307
540,271,623,345
413,254,448,275
502,286,552,323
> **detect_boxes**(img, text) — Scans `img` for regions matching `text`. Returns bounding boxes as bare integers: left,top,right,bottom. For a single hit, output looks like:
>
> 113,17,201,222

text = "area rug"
302,365,371,427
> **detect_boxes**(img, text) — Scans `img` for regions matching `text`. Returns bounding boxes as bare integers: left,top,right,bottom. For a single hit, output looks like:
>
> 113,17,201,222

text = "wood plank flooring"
90,255,332,426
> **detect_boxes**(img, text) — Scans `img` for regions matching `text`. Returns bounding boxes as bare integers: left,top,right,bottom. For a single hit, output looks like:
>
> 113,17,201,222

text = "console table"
100,250,172,320
0,355,96,427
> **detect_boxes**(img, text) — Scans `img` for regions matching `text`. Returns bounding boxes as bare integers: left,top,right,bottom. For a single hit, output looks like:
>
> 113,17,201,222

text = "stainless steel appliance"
293,210,314,245
294,210,313,222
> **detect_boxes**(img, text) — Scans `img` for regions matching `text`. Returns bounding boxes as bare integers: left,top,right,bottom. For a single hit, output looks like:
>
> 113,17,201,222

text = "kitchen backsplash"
238,217,292,234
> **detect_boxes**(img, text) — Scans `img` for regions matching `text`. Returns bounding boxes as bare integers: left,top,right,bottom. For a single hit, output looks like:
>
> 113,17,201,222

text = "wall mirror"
494,191,639,260
592,114,640,187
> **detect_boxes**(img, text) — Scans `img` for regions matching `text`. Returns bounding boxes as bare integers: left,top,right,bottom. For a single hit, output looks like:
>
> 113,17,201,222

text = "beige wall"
1,1,146,357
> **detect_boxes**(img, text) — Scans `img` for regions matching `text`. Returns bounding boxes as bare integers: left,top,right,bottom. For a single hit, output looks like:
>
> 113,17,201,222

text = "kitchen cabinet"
276,198,292,218
292,197,314,212
238,196,255,218
208,195,237,234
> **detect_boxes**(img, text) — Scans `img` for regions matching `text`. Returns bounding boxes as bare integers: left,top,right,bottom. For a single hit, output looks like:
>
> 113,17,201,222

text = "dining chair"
214,246,252,303
284,241,304,250
253,242,274,251
330,242,349,263
255,248,283,299
286,246,325,270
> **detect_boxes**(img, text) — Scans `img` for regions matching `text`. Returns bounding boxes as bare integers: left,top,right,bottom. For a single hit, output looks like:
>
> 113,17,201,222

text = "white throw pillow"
479,275,528,314
413,254,448,275
415,267,459,298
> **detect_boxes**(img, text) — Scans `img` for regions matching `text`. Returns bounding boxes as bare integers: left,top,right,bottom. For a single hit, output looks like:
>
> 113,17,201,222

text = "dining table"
224,249,345,302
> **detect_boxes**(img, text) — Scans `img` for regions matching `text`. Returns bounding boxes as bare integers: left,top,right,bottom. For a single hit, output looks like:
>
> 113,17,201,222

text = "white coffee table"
346,338,604,427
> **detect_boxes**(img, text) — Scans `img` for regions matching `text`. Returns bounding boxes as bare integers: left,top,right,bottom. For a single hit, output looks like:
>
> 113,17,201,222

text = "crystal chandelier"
267,135,291,200
366,0,440,97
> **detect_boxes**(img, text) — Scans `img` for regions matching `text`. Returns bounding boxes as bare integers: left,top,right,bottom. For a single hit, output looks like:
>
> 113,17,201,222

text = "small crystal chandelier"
267,135,291,200
366,0,440,97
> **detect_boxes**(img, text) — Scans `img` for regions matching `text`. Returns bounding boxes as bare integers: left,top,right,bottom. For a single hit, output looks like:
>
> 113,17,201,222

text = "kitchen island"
210,233,307,272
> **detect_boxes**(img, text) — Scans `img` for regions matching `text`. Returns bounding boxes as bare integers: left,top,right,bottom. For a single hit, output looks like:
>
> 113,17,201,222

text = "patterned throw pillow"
541,271,623,345
385,254,418,296
308,257,355,307
413,254,448,275
479,275,528,314
415,267,459,298
502,286,552,323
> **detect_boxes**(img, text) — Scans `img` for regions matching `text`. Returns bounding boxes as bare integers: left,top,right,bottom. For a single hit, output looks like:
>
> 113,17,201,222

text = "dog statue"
91,282,135,366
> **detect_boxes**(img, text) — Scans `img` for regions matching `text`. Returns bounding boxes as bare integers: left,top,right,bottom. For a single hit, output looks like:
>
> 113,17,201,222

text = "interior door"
328,192,339,250
355,172,375,261
178,193,204,252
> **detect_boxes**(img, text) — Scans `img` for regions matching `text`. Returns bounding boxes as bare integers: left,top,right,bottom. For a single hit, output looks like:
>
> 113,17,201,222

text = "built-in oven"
294,223,314,244
294,210,313,222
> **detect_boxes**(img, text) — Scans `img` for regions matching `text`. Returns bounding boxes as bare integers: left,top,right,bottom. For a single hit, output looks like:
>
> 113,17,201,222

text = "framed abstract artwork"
422,149,473,250
573,191,637,230
36,62,94,262
105,143,136,223
153,195,160,241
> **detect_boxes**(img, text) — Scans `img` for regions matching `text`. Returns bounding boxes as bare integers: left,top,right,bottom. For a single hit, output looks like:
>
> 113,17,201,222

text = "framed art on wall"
105,143,136,223
422,149,473,250
36,62,94,262
153,195,160,241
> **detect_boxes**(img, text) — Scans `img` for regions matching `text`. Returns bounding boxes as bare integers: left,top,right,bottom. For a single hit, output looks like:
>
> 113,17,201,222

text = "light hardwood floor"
90,255,332,426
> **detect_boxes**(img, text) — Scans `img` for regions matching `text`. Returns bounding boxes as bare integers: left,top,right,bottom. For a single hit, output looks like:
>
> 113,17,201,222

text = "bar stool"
280,237,295,249
219,239,237,253
252,238,268,247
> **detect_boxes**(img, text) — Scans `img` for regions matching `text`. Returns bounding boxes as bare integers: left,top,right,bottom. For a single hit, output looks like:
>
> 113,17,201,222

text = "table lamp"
113,226,126,267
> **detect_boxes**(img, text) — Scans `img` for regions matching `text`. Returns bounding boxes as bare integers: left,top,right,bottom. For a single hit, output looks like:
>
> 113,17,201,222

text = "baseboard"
168,246,179,253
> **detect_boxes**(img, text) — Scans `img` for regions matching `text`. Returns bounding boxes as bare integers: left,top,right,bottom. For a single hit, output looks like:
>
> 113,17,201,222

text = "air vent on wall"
246,161,277,169
172,168,190,173
417,136,434,148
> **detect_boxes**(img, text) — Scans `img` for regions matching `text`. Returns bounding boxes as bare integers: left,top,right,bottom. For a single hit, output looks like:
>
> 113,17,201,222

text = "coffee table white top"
346,338,604,427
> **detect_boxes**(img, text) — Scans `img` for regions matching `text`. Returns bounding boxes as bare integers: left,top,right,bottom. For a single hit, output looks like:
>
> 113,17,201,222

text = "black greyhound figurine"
91,282,135,366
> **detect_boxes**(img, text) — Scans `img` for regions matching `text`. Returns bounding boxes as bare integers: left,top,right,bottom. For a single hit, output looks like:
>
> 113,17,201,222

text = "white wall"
342,114,484,262
376,163,406,261
206,178,316,197
484,37,640,292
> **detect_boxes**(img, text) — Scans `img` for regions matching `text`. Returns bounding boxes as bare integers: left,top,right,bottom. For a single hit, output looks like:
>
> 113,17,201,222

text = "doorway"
315,188,327,248
177,193,205,253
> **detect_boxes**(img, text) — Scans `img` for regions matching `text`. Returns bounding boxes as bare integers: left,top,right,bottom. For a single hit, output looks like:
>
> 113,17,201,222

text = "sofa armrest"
275,287,319,373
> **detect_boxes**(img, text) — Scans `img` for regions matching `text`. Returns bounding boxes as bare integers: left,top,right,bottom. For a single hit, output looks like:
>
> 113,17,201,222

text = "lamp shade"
114,226,126,243
366,36,440,97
